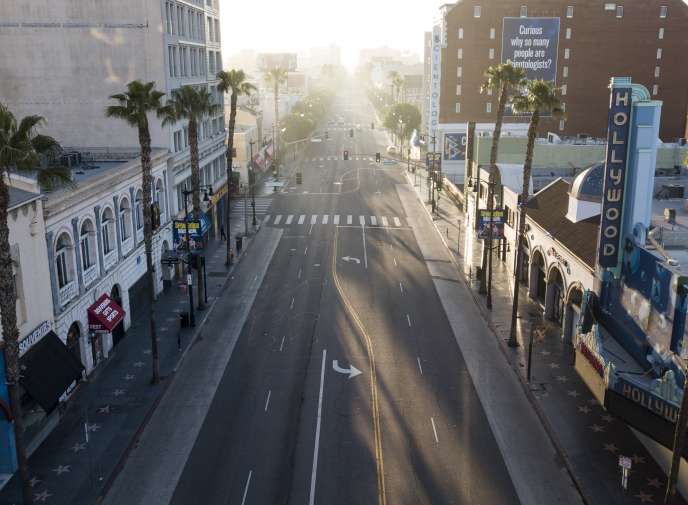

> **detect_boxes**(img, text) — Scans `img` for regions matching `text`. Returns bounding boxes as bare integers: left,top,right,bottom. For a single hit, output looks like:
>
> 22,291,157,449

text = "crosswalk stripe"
347,215,352,225
285,215,293,225
298,215,306,225
371,216,377,226
394,217,401,227
274,215,282,225
381,216,389,227
334,215,340,225
263,214,270,223
311,215,317,225
359,216,365,226
322,215,329,224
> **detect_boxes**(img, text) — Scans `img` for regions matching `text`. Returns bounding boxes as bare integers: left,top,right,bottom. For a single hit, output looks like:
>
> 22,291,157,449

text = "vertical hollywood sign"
598,87,632,268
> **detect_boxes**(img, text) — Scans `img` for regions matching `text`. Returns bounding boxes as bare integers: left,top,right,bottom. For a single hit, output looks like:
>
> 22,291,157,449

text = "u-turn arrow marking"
332,360,363,379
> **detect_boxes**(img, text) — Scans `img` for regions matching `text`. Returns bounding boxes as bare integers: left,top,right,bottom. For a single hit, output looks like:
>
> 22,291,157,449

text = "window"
561,84,567,95
80,221,94,270
660,5,668,18
520,5,527,17
183,126,189,147
566,5,574,18
168,46,174,77
216,52,222,72
457,48,463,59
215,19,220,42
207,16,213,40
564,48,570,59
616,5,623,18
656,48,663,60
458,27,464,39
486,102,492,113
119,199,131,240
155,180,165,220
135,191,144,231
55,233,72,289
563,66,569,78
101,208,114,255
559,119,565,131
652,84,659,96
654,66,661,78
658,27,664,39
490,27,496,39
457,66,462,78
604,3,616,11
489,48,495,59
565,27,572,39
486,87,493,96
474,5,481,18
456,84,462,95
455,102,461,113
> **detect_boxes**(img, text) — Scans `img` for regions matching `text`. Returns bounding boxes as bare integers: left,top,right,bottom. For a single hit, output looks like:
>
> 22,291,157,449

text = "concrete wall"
0,0,167,149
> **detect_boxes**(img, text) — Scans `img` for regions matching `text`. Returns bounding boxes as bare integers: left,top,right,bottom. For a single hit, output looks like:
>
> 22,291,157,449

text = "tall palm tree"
162,86,218,309
387,70,404,104
217,69,256,266
479,63,526,306
106,81,172,383
0,103,71,505
264,67,288,173
507,80,564,346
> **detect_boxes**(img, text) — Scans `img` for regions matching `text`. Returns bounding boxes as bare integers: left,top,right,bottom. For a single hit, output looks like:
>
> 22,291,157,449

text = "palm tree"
217,69,256,266
264,67,288,173
105,81,172,383
0,103,71,505
479,63,526,306
163,86,218,308
387,70,404,104
507,80,564,346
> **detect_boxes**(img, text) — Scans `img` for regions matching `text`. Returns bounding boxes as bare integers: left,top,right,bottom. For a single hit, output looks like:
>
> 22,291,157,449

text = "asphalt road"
169,90,520,505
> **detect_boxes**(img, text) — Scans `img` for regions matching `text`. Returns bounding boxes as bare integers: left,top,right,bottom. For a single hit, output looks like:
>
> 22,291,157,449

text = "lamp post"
419,133,438,209
249,140,257,227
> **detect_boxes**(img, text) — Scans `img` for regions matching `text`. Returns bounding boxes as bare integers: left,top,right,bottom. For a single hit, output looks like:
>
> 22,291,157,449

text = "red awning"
87,294,125,332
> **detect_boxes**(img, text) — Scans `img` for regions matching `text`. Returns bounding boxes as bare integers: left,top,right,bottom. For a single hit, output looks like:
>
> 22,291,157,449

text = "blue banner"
443,133,466,161
598,87,632,268
501,17,560,83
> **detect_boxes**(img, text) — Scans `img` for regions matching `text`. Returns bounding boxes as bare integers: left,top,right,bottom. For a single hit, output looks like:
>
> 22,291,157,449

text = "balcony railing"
58,281,78,307
103,250,118,271
121,236,134,255
136,227,144,243
82,264,98,287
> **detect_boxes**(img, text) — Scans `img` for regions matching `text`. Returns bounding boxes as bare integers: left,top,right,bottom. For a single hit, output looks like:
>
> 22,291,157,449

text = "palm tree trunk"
188,119,205,311
0,176,33,505
508,110,539,346
138,124,160,384
225,94,237,265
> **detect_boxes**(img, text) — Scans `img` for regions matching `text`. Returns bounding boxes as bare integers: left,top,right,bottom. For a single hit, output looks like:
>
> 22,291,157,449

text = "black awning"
19,331,84,414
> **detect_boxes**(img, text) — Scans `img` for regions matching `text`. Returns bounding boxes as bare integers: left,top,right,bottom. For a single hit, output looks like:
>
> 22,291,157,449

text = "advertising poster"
478,209,505,240
501,17,560,83
443,133,467,161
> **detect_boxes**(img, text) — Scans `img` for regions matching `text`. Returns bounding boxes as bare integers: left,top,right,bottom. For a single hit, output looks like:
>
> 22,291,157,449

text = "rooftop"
9,186,40,210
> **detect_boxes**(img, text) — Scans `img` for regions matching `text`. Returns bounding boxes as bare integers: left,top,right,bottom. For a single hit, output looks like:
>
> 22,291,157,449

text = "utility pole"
181,188,195,327
249,140,256,227
486,170,495,309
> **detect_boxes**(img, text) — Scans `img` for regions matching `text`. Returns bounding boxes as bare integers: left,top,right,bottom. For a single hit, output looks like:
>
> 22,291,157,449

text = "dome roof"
569,163,604,202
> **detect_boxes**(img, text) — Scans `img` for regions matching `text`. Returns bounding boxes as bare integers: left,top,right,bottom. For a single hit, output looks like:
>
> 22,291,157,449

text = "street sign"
618,456,632,469
618,455,631,491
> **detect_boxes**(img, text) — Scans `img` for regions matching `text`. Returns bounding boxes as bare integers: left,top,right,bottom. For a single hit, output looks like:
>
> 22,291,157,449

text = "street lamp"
419,133,438,210
249,140,257,227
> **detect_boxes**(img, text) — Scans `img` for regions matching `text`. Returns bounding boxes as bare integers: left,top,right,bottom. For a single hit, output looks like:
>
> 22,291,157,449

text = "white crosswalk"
262,214,408,228
307,156,374,162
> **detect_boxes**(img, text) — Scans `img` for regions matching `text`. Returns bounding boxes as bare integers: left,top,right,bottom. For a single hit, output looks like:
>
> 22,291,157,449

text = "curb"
404,170,593,505
97,228,262,503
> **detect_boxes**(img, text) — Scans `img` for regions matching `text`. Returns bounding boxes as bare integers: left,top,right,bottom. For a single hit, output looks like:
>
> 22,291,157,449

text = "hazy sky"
221,0,447,67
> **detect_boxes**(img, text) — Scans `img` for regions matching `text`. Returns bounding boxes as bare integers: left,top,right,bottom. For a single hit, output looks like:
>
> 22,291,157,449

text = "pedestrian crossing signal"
343,150,349,161
375,152,381,163
296,172,302,184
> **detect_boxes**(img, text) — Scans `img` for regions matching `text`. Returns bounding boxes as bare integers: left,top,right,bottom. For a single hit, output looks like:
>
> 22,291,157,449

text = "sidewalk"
0,228,259,505
407,166,685,505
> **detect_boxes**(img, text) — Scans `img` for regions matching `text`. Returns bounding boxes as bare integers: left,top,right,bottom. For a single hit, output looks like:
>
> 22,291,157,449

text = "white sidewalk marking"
361,223,368,269
333,215,340,225
322,215,329,225
417,357,423,375
309,349,327,505
298,215,306,225
394,217,402,227
347,215,353,225
264,390,272,412
431,417,439,444
241,470,253,505
371,216,377,226
274,215,282,225
381,216,389,227
285,215,294,225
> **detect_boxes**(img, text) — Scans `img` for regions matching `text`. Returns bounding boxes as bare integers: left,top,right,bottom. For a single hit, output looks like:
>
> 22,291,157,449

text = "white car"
386,145,398,155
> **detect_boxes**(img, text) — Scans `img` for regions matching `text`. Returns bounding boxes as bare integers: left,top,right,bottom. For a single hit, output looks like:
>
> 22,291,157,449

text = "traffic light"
343,150,349,161
350,129,354,138
375,152,381,163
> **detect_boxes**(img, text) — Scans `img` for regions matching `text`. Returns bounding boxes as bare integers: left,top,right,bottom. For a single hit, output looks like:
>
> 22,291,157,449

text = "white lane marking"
431,417,439,444
279,336,285,352
361,223,368,269
347,215,353,225
304,246,308,256
311,215,318,225
241,470,253,505
394,217,402,227
299,214,306,225
264,390,272,412
399,282,404,295
274,215,282,225
290,296,295,310
298,268,302,279
309,224,314,235
309,349,327,505
406,314,412,327
285,215,294,225
417,357,423,375
322,215,329,225
371,216,377,226
359,215,365,226
334,215,340,225
381,216,389,227
263,214,271,224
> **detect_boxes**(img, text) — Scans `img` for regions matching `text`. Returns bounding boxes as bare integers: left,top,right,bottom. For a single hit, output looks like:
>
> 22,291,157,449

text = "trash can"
179,311,190,328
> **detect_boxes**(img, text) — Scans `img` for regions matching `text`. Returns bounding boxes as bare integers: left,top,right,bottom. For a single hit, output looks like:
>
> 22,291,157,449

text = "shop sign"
88,294,125,332
598,86,632,268
478,209,505,240
18,321,51,358
612,377,679,424
579,340,604,377
210,183,227,206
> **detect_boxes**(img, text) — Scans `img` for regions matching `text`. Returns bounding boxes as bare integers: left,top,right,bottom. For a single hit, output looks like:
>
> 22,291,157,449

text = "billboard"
501,17,560,83
443,133,466,161
597,86,632,269
429,24,442,135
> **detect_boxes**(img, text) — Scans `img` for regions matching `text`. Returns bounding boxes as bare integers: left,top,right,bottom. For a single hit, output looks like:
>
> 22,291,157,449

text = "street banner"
478,209,505,240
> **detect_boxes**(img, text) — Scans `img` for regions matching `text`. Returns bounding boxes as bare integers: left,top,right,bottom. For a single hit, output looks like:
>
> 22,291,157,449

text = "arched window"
55,232,74,289
80,219,96,270
119,198,132,240
155,179,165,221
135,190,144,231
101,207,115,255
